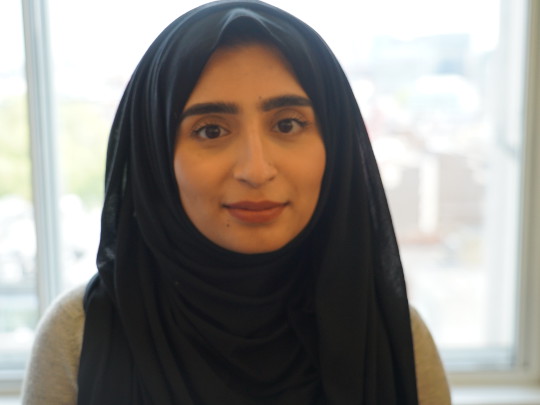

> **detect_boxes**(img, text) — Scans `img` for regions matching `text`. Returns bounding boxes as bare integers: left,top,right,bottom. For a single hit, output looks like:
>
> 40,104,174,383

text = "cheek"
287,140,325,220
301,142,326,198
173,150,226,220
173,152,204,211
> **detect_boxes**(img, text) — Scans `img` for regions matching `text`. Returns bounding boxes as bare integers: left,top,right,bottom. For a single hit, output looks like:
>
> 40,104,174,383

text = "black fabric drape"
78,1,419,404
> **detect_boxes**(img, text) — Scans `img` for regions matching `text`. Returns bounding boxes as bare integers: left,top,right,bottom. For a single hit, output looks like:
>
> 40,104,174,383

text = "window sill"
452,385,540,405
2,386,540,405
0,397,19,405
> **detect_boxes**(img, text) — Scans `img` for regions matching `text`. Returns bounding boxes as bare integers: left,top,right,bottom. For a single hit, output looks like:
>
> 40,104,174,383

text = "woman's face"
174,43,326,253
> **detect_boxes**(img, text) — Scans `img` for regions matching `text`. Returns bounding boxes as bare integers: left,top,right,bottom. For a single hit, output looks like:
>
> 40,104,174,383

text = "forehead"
184,43,307,105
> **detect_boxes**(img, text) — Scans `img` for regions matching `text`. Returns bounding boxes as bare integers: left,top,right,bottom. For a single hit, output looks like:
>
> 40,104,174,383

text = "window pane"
282,0,523,370
48,0,209,291
0,0,38,372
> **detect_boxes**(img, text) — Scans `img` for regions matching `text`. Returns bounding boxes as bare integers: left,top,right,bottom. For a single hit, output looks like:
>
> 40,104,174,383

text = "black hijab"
79,1,419,404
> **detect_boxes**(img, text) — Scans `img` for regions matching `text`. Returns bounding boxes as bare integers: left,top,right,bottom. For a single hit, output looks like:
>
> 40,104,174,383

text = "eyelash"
272,117,309,134
192,123,228,140
190,116,310,140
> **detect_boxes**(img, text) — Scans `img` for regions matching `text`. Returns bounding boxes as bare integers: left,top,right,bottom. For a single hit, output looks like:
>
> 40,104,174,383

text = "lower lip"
226,205,286,224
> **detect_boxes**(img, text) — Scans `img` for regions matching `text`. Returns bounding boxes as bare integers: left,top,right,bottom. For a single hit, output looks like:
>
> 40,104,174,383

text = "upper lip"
224,201,287,210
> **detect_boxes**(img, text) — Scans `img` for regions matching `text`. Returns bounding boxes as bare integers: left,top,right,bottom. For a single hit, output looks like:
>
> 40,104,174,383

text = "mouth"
223,201,288,224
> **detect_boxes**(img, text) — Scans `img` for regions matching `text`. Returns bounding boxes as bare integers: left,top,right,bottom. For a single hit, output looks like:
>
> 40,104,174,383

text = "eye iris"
204,125,221,139
277,119,294,133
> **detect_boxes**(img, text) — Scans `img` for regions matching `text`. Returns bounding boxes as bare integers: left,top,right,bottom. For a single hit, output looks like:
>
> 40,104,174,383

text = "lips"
224,200,288,223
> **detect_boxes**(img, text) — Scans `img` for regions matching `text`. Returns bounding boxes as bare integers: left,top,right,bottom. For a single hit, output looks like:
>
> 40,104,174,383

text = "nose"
233,130,277,187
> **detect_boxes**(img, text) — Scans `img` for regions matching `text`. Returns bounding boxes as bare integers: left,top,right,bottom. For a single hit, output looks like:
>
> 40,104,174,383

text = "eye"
193,124,228,140
273,118,308,134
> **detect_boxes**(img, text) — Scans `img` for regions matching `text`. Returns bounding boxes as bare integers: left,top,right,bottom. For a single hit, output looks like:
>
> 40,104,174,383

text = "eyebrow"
261,95,312,111
179,95,312,122
180,102,238,121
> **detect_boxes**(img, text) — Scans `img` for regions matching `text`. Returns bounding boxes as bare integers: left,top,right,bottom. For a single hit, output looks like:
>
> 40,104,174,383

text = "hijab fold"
79,1,419,404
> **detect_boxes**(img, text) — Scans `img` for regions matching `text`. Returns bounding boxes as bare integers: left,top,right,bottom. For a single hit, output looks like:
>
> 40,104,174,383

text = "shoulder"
29,284,86,357
21,284,86,405
409,306,452,405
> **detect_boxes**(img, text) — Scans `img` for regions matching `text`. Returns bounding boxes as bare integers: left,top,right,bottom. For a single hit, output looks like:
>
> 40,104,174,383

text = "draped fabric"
78,1,419,404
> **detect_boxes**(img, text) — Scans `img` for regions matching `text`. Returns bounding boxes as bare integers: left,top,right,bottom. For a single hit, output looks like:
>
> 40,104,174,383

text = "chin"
221,236,291,255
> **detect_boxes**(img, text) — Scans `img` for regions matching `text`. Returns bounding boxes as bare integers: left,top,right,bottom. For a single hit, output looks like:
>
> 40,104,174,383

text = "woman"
22,1,451,404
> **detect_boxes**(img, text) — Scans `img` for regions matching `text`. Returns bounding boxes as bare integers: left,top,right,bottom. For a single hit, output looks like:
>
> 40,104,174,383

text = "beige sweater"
21,285,452,404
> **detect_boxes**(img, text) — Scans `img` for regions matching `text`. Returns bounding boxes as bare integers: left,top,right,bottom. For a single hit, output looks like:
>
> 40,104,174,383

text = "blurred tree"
0,96,31,199
58,101,109,207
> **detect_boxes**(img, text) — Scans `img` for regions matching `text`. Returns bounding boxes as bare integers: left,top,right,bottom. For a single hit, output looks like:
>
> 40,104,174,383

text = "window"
1,0,539,401
288,0,529,372
0,0,35,386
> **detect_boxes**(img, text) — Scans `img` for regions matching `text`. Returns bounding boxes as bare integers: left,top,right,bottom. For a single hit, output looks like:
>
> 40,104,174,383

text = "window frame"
2,0,540,402
450,0,540,392
21,0,62,311
0,0,61,394
0,0,60,396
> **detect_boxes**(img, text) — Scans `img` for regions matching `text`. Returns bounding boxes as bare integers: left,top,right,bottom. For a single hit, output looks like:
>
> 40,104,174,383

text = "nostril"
233,157,277,187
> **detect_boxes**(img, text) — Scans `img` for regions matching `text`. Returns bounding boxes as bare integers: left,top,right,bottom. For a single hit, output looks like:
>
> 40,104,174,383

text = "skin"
174,43,326,254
